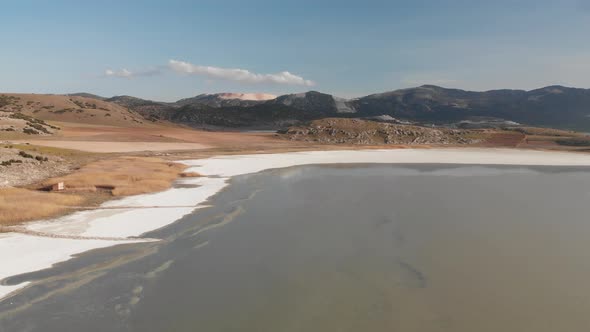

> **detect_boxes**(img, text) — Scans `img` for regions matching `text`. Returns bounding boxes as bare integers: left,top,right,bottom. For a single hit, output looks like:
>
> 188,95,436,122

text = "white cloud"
105,68,132,78
168,59,315,86
104,68,161,79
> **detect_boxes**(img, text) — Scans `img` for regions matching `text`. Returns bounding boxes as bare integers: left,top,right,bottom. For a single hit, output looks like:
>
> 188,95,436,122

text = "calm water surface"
2,164,590,331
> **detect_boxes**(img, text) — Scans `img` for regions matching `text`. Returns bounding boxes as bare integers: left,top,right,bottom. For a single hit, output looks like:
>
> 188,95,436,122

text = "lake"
2,164,590,331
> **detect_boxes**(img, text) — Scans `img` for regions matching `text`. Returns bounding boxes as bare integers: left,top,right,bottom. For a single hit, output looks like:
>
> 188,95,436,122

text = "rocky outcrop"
281,118,483,145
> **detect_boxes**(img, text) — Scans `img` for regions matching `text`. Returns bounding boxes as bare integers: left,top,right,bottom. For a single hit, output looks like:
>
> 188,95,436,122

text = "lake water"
2,164,590,331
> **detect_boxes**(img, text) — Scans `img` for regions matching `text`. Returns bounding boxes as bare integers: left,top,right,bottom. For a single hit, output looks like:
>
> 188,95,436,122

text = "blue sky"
1,0,589,101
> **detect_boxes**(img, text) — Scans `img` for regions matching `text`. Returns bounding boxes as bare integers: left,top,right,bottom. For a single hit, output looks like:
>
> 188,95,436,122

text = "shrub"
0,95,19,108
1,159,23,166
18,151,34,159
71,99,86,108
23,128,40,135
9,113,32,121
26,122,50,134
0,188,84,225
11,113,49,125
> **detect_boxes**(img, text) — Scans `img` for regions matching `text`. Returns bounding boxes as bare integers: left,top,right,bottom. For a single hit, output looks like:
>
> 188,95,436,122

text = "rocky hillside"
155,86,590,131
270,91,344,113
106,95,173,122
281,118,484,145
351,85,590,131
102,91,344,128
176,93,275,108
66,93,106,100
0,143,74,187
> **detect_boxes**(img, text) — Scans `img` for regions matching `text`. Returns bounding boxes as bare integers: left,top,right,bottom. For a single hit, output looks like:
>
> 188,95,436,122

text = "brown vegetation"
0,157,190,226
0,188,84,225
479,131,525,147
40,157,188,196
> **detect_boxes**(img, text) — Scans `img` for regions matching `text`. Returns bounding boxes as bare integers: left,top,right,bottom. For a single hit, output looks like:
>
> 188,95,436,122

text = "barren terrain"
0,93,151,127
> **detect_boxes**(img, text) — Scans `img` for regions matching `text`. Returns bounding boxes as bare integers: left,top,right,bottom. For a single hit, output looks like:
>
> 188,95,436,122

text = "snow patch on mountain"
333,96,356,113
216,93,277,101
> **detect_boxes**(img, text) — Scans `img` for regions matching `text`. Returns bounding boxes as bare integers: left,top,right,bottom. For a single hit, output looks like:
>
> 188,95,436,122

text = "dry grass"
0,188,84,225
0,157,189,226
41,156,187,197
0,93,149,127
10,143,94,158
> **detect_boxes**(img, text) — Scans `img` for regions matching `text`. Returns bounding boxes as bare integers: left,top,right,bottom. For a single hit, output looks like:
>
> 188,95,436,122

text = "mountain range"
75,85,590,131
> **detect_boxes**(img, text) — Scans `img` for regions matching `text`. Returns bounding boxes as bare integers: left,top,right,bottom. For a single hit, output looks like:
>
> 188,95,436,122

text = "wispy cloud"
104,67,162,79
103,60,316,86
168,60,315,86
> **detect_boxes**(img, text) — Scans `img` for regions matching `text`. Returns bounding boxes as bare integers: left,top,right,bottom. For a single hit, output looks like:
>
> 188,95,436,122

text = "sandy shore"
3,147,590,300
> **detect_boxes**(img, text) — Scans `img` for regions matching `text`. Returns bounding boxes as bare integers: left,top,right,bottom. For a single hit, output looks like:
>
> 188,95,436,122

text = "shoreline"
3,147,590,300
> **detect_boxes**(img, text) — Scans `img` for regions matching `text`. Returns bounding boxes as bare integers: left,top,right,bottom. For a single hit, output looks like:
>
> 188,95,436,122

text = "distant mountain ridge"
69,85,590,131
176,93,275,108
66,93,106,100
350,85,590,130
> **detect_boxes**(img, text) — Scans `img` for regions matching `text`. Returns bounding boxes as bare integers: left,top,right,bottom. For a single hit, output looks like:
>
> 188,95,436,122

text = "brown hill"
0,93,155,127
